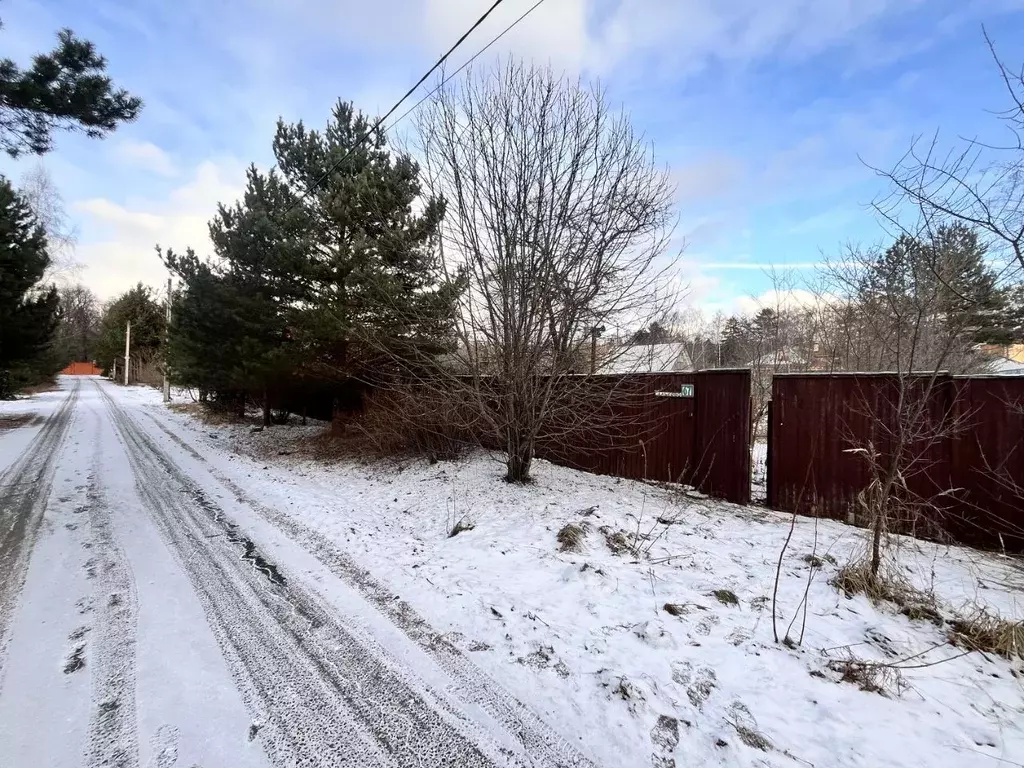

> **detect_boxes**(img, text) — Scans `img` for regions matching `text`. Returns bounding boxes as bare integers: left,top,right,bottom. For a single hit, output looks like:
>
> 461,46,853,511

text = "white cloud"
72,159,247,300
423,0,588,70
114,140,178,177
586,0,920,78
734,288,824,315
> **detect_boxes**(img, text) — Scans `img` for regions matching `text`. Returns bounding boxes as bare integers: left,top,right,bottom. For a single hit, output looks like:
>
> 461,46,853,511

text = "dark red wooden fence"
768,373,1024,552
268,370,752,505
540,370,751,505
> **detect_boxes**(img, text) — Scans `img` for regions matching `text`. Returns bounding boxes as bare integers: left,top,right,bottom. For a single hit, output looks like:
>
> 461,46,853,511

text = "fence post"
765,400,773,508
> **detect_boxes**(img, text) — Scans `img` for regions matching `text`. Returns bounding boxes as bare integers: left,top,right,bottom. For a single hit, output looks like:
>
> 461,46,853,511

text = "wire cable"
287,0,521,211
383,0,547,134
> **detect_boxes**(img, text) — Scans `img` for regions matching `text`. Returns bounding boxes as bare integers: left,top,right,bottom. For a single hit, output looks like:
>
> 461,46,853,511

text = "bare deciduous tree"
819,237,981,581
18,163,78,281
54,284,100,365
407,61,679,483
872,31,1024,283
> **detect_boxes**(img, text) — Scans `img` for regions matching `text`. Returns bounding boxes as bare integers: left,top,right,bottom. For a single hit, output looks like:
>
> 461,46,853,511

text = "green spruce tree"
163,251,247,404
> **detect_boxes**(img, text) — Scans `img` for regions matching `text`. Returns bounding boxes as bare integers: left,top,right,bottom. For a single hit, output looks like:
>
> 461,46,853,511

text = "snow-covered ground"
1,380,593,767
2,380,1021,767
120,386,1024,768
0,385,64,476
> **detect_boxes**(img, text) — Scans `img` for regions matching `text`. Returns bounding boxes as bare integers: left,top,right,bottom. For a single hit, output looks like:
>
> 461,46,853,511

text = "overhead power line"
288,0,548,213
384,0,547,133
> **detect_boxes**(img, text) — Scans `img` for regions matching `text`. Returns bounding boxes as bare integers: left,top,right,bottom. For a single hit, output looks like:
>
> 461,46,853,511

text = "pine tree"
630,321,672,345
863,225,1010,344
163,252,247,401
720,316,751,366
0,27,142,156
0,176,58,398
164,101,461,415
272,100,459,380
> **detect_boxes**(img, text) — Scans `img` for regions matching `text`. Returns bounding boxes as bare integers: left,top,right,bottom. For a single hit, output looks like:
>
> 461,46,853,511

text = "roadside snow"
0,383,65,476
125,385,1024,768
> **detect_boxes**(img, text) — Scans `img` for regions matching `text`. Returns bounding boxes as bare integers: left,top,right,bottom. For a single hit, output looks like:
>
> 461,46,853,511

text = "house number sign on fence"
655,384,695,398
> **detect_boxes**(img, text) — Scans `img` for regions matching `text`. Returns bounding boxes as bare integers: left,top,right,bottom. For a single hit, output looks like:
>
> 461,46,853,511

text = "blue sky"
3,0,1024,313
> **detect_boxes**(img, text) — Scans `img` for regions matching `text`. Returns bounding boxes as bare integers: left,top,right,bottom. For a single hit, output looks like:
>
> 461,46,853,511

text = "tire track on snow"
0,381,80,675
140,406,596,768
82,417,141,768
97,382,511,767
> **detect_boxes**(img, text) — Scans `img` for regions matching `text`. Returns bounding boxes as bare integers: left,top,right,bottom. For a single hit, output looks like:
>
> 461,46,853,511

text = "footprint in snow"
673,663,717,710
694,613,720,637
146,724,180,768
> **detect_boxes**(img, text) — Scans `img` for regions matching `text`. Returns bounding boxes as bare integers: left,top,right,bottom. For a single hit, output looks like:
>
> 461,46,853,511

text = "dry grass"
23,382,59,395
557,522,588,552
827,658,908,697
949,609,1024,660
802,553,837,568
731,721,772,752
0,413,35,431
831,559,931,609
663,602,709,617
710,589,739,607
900,603,944,626
168,402,246,426
447,517,475,538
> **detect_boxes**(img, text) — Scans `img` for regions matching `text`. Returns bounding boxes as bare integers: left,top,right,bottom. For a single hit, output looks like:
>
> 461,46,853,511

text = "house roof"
988,356,1024,375
598,343,692,374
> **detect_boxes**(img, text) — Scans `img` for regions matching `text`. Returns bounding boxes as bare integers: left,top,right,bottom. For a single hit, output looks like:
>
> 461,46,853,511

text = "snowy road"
0,379,592,768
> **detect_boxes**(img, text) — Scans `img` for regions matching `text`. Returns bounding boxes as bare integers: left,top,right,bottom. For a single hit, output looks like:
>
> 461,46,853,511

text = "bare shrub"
354,388,474,463
818,233,985,579
827,658,908,697
445,490,474,538
407,60,679,484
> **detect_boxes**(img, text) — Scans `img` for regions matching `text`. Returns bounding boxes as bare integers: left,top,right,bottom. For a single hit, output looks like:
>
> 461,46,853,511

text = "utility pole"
163,277,172,403
590,325,606,375
124,321,131,386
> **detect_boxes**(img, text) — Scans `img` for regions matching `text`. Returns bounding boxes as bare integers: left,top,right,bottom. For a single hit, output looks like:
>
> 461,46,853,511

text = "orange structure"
61,362,104,376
